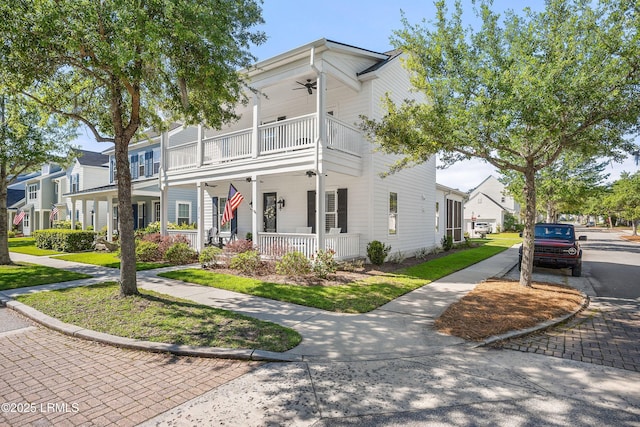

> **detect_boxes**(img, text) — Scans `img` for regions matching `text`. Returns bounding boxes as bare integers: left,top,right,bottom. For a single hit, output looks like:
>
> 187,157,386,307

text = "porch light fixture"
305,170,316,178
277,198,286,210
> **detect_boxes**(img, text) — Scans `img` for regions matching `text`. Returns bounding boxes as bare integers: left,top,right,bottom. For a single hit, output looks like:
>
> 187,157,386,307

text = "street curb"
4,298,301,363
471,293,591,348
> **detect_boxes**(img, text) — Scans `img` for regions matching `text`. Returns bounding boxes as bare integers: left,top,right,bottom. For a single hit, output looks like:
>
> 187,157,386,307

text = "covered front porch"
163,170,363,261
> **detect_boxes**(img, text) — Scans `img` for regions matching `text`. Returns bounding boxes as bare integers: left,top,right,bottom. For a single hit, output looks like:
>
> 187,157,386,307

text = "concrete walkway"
3,248,640,426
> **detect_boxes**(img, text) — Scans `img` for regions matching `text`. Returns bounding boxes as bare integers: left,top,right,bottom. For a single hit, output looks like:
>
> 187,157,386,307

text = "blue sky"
77,0,638,191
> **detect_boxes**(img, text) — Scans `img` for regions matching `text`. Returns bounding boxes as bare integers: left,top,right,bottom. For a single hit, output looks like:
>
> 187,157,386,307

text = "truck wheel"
572,263,582,277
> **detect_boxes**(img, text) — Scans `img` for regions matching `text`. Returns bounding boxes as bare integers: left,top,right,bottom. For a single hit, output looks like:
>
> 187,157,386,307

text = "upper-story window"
153,149,160,175
130,154,139,180
70,174,80,193
110,156,117,183
53,182,59,202
28,184,38,200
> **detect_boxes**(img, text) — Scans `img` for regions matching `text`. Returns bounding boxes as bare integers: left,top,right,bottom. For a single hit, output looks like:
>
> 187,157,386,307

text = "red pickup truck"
519,223,587,277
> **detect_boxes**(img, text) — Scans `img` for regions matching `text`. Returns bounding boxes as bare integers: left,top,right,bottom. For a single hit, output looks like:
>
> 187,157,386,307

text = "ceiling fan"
294,79,317,95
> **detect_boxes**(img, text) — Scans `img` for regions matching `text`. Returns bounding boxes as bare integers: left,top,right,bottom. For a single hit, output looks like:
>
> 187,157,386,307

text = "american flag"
13,209,25,225
49,205,59,222
221,184,244,226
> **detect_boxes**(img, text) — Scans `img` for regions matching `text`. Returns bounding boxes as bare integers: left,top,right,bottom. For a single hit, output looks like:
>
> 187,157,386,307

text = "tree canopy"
0,0,265,295
361,0,640,286
604,172,640,235
0,92,75,264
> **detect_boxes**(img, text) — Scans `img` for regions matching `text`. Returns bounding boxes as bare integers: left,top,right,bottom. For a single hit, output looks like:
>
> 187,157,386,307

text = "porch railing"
167,229,198,249
165,114,363,172
203,129,253,164
326,116,362,156
257,232,359,260
259,114,316,154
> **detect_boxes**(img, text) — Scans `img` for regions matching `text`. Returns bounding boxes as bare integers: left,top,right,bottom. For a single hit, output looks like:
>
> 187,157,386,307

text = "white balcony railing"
167,229,198,249
165,114,362,172
259,114,316,154
203,129,253,165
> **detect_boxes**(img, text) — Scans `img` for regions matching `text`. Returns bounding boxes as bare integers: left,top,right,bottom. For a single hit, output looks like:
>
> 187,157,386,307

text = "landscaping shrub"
199,246,223,268
7,230,16,238
276,251,311,276
311,249,337,278
388,250,406,264
141,233,190,258
135,240,161,262
164,242,197,265
224,239,253,254
366,240,391,266
338,258,364,272
441,235,453,251
33,229,96,252
229,250,262,274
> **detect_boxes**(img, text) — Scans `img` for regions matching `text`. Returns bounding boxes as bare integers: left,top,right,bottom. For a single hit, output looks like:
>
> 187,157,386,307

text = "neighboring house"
435,184,467,244
68,128,197,242
55,149,110,231
159,38,438,260
6,171,39,232
464,175,520,234
20,164,65,236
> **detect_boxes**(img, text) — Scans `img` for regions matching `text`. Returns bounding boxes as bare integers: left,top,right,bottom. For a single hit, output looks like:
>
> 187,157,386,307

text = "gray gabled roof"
74,149,109,167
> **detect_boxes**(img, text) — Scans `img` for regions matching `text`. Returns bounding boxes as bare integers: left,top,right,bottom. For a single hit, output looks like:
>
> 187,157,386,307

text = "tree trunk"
0,167,13,265
114,136,137,296
519,167,537,287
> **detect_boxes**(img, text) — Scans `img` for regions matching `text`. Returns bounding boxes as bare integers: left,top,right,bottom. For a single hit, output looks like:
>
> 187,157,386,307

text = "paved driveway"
0,308,258,427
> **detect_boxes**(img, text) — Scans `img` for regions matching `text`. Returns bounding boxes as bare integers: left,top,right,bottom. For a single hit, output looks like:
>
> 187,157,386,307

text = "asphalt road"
578,228,640,299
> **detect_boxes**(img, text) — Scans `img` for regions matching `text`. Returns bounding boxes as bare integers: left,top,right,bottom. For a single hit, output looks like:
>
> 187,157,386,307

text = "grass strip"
8,237,62,256
54,252,171,271
0,263,91,291
15,282,301,352
159,235,520,313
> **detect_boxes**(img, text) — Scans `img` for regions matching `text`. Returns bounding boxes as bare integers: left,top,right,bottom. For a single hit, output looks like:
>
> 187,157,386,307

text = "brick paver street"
492,298,640,372
0,310,259,426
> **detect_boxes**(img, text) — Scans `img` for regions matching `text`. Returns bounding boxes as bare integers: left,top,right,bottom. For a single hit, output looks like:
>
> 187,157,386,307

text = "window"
501,196,506,203
110,156,117,183
325,191,337,232
70,174,79,193
153,201,161,223
435,201,440,232
153,149,160,175
28,184,38,200
389,192,398,235
138,153,145,178
217,197,230,232
130,154,139,179
112,206,118,232
53,182,59,201
177,202,191,226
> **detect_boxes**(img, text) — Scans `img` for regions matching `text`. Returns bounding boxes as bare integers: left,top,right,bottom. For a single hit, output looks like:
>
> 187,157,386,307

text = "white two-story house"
20,163,65,236
464,175,521,234
159,39,439,260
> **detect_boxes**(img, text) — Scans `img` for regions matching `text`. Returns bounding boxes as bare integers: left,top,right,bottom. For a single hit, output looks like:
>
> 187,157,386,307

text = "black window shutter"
337,188,348,233
307,190,316,233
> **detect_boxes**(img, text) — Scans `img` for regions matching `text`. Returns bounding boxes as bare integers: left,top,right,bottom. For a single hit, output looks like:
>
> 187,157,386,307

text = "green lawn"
0,263,92,291
8,237,62,256
54,252,171,271
15,283,301,352
159,235,521,313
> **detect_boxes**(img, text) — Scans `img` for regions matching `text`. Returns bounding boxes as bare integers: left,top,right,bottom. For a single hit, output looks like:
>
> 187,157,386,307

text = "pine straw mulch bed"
434,279,586,341
621,234,640,242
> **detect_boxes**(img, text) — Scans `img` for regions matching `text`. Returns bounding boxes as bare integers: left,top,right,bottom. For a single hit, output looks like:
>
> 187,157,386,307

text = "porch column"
196,124,204,167
93,198,99,230
251,93,260,158
251,174,259,248
81,199,88,230
70,198,76,230
315,70,327,251
160,185,168,236
196,181,205,252
106,196,113,242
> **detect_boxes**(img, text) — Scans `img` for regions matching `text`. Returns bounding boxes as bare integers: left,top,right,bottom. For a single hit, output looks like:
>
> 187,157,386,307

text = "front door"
263,192,277,232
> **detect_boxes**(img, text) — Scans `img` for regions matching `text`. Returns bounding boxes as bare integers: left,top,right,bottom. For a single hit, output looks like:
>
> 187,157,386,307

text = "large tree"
361,0,640,287
0,92,74,265
0,1,265,295
501,154,610,222
604,172,640,235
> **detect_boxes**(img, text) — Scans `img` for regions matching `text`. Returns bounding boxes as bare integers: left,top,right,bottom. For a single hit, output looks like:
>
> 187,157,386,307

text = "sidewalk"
5,247,519,361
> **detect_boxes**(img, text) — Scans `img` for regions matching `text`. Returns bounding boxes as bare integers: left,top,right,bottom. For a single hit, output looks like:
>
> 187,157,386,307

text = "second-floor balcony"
165,114,364,173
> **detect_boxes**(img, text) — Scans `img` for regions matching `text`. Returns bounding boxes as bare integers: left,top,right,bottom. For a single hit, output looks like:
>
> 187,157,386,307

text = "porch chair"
328,227,341,234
